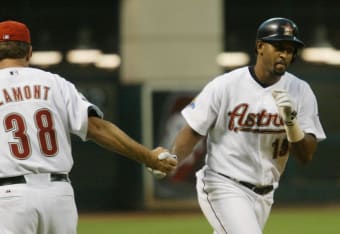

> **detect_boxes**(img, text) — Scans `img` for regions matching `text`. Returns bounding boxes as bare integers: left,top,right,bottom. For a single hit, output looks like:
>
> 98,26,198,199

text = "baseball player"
171,17,326,234
0,20,177,234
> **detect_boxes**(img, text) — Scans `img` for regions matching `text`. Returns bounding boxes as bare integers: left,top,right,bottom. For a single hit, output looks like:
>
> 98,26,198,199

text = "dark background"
2,0,340,211
224,1,340,51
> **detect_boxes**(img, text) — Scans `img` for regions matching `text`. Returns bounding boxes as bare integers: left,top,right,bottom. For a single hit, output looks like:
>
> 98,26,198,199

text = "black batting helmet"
256,17,304,48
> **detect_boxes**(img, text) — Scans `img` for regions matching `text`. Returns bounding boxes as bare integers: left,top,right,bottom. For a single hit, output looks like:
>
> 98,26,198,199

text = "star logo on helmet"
281,23,293,36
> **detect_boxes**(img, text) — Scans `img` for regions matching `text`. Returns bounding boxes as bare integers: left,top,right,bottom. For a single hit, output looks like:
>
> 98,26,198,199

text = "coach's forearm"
87,117,153,165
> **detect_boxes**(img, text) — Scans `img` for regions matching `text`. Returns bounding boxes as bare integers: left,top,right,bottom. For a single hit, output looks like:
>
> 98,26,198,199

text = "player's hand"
147,147,178,179
271,89,297,126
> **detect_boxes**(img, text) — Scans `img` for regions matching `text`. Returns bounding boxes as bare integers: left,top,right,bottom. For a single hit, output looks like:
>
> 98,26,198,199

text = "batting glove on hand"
271,89,304,142
147,152,177,179
271,89,297,126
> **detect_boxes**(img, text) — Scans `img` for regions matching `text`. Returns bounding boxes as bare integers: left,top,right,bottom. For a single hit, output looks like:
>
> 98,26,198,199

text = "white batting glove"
147,152,177,179
272,89,304,142
271,89,297,126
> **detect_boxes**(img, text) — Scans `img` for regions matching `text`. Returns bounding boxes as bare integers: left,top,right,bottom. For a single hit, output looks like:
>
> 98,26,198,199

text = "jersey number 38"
4,108,58,159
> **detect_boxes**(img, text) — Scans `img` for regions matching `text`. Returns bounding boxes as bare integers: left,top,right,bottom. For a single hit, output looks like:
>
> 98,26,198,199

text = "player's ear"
27,45,33,61
256,40,265,55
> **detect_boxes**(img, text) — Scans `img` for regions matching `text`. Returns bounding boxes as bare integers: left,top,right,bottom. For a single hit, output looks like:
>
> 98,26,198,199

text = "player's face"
260,41,296,76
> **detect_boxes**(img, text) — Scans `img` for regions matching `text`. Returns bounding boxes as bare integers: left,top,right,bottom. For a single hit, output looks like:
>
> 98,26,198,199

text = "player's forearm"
283,117,317,164
290,133,317,164
171,125,203,162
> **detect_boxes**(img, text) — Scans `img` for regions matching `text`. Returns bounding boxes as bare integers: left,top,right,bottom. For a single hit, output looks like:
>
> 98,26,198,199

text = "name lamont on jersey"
0,84,50,106
228,103,286,134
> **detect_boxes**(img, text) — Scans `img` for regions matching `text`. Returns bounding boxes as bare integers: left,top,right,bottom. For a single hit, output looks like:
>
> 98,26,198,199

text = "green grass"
78,207,340,234
264,207,340,234
78,212,212,234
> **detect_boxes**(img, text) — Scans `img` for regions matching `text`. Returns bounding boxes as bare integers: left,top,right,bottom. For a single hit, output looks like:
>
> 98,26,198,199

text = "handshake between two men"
147,148,178,179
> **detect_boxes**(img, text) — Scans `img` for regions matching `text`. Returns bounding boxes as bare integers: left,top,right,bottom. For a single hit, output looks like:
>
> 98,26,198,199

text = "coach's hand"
147,148,177,179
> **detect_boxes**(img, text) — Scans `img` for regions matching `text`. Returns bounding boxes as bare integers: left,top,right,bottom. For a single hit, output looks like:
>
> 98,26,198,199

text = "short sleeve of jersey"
297,83,326,142
182,79,219,136
57,76,103,141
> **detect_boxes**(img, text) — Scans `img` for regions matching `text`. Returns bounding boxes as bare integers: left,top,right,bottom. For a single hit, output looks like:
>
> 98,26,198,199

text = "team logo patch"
3,34,10,40
188,97,197,109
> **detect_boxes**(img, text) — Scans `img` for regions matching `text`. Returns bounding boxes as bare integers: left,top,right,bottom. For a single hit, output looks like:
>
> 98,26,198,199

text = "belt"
0,173,69,186
218,173,274,195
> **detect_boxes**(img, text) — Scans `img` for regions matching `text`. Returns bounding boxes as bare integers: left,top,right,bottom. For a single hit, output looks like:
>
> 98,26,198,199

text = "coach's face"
257,41,295,76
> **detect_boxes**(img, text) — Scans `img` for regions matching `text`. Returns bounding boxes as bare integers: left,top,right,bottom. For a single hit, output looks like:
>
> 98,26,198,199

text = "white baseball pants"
196,166,274,234
0,173,78,234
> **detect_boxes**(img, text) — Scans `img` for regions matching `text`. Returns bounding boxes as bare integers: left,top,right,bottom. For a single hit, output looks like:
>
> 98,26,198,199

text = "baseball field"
77,205,340,234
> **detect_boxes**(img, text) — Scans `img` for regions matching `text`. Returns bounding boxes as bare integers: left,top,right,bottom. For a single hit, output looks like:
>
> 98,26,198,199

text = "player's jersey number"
272,138,289,159
4,109,58,159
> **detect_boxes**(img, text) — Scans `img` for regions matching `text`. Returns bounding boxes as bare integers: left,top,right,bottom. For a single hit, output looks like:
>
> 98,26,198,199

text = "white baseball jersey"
182,66,326,187
0,67,103,177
